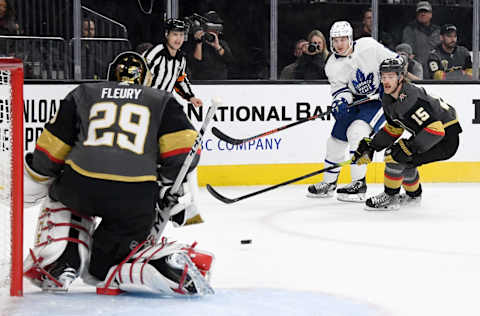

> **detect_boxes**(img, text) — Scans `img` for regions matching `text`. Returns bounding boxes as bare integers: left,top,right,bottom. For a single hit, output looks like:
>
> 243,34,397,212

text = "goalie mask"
107,51,152,86
329,21,353,55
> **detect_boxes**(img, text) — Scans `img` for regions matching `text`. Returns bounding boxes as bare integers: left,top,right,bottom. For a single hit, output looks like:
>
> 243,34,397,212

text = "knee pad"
346,121,372,181
325,136,348,163
23,196,95,291
96,240,214,296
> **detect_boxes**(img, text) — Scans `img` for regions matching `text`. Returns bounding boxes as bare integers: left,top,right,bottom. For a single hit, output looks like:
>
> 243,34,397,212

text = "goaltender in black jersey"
23,51,214,296
353,57,462,211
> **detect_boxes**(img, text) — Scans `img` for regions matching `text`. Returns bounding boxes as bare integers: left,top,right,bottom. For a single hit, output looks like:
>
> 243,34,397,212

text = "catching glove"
352,137,375,165
331,97,349,120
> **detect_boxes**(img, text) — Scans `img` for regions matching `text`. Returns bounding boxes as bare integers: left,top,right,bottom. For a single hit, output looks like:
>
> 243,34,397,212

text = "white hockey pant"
346,120,372,181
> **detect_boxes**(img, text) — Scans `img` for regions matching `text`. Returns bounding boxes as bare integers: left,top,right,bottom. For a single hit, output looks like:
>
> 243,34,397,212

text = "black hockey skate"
306,182,336,198
41,266,78,292
399,193,422,207
336,178,367,203
365,192,400,211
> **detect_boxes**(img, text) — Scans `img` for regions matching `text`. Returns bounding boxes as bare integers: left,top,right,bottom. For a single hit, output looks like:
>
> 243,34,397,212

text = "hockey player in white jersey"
307,21,398,202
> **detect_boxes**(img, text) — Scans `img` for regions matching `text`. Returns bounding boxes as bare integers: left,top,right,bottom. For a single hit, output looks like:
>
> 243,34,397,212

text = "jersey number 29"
83,101,150,154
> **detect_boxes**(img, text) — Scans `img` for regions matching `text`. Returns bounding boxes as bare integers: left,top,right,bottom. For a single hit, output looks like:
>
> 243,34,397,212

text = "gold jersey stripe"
159,129,198,154
66,159,156,182
425,121,445,134
443,119,458,129
384,123,404,137
36,129,72,162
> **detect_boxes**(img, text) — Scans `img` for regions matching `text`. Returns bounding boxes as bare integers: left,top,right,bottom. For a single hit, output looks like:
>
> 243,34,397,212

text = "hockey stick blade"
212,95,378,145
211,126,245,145
206,159,352,204
206,184,239,204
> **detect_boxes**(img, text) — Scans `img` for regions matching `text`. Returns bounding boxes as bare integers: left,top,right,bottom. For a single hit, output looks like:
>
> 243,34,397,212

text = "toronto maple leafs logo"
352,69,375,95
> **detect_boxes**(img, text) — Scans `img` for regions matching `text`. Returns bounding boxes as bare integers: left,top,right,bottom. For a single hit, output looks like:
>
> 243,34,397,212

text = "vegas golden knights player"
352,57,462,211
23,52,214,295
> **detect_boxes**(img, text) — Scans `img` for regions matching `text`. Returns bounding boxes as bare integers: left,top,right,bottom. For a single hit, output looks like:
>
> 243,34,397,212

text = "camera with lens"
184,13,223,43
307,42,320,53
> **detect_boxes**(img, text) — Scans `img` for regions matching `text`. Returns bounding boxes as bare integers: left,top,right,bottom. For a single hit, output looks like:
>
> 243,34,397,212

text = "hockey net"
0,58,24,296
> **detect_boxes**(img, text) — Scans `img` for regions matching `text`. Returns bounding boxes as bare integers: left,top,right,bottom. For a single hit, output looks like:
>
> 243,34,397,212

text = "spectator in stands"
293,29,328,80
280,38,308,80
81,18,104,79
0,0,20,35
136,42,153,55
427,24,472,80
396,43,423,80
401,1,440,72
189,11,234,80
354,8,395,50
82,18,96,37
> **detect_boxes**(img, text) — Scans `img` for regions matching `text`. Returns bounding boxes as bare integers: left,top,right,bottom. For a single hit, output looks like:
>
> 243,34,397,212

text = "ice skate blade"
364,204,400,211
336,193,366,203
306,192,334,199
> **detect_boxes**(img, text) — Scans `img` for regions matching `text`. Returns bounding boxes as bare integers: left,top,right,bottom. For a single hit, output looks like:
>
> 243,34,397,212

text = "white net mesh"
0,69,13,290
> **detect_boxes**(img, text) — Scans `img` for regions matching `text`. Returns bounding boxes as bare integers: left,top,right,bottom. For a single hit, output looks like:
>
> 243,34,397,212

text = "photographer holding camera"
189,11,234,80
294,29,328,80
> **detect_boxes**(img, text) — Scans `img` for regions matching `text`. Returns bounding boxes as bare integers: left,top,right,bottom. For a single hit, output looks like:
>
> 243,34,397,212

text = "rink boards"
19,83,480,185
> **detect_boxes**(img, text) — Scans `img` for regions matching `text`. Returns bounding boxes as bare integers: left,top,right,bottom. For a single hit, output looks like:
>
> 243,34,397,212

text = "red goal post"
0,57,24,297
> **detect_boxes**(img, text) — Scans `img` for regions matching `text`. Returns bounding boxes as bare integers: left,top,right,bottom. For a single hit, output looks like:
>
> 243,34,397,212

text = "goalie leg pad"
23,196,95,291
96,240,214,296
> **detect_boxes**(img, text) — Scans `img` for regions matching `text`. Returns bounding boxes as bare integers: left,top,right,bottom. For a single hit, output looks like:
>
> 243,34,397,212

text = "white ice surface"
2,183,480,316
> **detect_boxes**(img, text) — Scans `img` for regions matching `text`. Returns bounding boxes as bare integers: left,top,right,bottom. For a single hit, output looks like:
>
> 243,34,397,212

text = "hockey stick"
206,159,352,204
211,94,379,145
170,97,220,195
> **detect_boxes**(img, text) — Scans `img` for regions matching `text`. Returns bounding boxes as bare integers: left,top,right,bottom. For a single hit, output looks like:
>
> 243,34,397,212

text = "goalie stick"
206,159,352,204
170,97,220,195
211,94,379,145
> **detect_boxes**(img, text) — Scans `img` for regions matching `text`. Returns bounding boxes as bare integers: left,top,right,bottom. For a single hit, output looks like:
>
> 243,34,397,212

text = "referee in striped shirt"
143,18,204,227
143,19,203,107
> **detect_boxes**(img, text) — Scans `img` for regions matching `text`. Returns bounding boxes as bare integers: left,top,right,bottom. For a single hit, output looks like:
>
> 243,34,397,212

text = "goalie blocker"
22,51,215,294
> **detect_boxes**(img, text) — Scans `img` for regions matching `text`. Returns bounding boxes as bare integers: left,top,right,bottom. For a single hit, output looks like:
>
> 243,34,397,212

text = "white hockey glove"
24,153,54,207
158,185,203,227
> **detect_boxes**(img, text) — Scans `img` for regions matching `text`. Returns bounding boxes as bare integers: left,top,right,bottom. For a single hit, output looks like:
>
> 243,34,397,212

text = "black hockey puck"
240,239,252,244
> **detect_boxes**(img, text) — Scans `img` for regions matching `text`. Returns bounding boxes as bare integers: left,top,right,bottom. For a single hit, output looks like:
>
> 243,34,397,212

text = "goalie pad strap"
41,221,91,235
40,207,94,222
100,239,149,290
36,236,89,250
25,249,63,288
